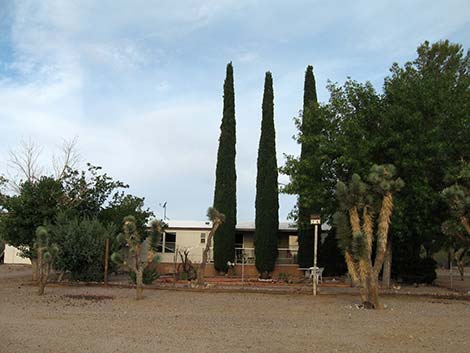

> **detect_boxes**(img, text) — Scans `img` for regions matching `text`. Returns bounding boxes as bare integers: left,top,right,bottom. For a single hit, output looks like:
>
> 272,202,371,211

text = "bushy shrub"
394,256,437,284
319,228,348,276
50,213,117,281
129,267,160,285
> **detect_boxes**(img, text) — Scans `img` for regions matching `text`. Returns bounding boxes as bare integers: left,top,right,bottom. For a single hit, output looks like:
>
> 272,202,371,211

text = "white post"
242,249,245,286
310,214,321,297
313,224,318,296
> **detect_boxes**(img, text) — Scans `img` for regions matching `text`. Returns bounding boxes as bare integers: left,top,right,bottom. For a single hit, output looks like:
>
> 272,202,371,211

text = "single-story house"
3,220,303,277
156,220,300,277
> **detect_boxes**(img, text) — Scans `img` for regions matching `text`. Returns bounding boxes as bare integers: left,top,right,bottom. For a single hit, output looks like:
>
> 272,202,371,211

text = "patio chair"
308,267,324,284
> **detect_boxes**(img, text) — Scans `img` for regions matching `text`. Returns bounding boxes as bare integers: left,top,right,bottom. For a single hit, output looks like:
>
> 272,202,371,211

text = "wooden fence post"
104,239,109,286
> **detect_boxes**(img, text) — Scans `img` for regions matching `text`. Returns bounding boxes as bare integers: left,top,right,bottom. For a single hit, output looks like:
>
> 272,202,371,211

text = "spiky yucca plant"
442,161,470,241
111,216,165,299
334,164,403,308
197,207,225,285
35,226,59,295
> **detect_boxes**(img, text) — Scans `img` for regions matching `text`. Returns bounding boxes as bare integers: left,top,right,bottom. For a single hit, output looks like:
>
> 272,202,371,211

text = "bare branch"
53,137,80,180
8,139,43,190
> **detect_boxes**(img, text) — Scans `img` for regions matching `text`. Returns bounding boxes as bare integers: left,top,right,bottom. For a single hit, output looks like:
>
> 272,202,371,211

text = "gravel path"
1,266,469,353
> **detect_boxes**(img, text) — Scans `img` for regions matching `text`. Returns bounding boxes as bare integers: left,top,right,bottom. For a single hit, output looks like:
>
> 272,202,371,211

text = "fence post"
104,239,109,286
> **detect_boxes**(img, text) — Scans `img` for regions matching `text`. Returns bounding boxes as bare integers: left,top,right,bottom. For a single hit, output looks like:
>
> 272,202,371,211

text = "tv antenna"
159,201,169,220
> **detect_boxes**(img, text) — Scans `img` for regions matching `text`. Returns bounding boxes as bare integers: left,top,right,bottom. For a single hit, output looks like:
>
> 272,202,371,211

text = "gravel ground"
1,265,469,353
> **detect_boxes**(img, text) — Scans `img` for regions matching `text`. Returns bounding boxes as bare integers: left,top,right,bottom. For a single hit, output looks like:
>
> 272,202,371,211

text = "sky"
0,0,469,221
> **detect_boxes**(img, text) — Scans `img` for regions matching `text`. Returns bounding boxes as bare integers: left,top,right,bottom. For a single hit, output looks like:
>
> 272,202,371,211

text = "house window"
200,233,206,244
164,232,176,253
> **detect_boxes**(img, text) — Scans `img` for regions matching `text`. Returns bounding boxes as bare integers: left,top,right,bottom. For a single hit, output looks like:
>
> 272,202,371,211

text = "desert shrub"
129,267,160,285
278,272,293,283
50,213,117,281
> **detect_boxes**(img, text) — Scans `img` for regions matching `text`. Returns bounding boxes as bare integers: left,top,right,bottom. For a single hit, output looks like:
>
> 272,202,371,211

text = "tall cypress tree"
297,65,320,268
255,72,279,278
213,62,237,273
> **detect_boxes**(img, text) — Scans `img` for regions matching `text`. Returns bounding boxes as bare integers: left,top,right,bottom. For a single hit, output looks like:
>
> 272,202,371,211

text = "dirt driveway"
1,265,469,353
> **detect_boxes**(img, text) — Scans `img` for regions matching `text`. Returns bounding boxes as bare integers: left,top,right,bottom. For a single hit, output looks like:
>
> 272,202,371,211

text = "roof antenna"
159,201,169,220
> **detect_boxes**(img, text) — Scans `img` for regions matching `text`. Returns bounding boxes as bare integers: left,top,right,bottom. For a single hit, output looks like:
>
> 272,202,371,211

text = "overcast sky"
1,0,469,221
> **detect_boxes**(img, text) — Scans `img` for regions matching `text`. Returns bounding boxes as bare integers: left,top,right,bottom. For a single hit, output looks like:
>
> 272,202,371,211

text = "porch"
208,247,299,265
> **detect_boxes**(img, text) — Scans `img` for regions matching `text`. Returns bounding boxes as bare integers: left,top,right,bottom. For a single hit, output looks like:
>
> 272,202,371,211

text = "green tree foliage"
255,72,279,278
35,226,59,295
0,177,63,260
283,40,469,282
61,163,128,218
49,212,117,281
334,165,403,308
213,62,237,273
111,216,165,299
100,193,154,235
381,40,470,266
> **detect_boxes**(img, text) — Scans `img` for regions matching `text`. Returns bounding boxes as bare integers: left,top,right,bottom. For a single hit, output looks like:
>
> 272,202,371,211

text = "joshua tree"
197,207,225,285
442,161,470,241
111,216,165,299
442,161,470,280
334,164,403,309
35,226,59,295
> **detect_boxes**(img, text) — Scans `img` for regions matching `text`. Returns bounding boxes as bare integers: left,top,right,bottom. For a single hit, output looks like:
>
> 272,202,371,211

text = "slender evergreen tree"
297,65,318,267
213,62,237,273
255,72,279,278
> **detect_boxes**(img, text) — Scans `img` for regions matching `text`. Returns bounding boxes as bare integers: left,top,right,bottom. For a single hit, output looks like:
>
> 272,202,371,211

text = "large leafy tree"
0,177,63,260
0,176,63,279
100,193,154,235
213,62,237,273
255,72,279,278
381,40,470,275
61,163,128,218
283,40,469,283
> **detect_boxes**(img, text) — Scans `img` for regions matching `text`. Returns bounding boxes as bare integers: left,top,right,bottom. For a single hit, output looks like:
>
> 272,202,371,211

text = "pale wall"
4,245,31,264
157,230,207,263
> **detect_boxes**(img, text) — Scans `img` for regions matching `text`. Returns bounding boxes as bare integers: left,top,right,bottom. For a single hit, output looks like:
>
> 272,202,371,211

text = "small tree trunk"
31,258,38,282
382,236,392,289
57,271,65,282
373,193,393,274
38,270,47,295
367,273,381,309
136,268,144,300
37,263,49,296
38,280,45,295
197,261,207,286
458,262,464,281
197,244,210,285
197,224,218,286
